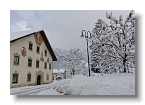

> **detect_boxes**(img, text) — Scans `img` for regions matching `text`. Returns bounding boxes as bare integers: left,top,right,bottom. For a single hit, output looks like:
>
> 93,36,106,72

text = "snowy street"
10,81,63,95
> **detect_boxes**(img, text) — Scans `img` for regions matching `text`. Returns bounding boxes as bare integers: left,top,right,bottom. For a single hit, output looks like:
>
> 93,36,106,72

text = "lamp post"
80,30,91,76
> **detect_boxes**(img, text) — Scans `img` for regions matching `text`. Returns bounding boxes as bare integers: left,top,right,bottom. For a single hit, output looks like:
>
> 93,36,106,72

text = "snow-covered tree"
59,48,88,76
90,11,135,73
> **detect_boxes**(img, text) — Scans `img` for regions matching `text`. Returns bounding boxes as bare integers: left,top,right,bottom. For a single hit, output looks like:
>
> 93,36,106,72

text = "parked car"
56,76,62,80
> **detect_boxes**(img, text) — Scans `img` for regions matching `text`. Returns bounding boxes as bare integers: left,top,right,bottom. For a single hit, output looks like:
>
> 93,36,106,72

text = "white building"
10,30,57,88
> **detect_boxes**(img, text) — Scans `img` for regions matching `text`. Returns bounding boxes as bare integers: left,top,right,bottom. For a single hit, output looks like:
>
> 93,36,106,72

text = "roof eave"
40,31,57,61
10,30,57,61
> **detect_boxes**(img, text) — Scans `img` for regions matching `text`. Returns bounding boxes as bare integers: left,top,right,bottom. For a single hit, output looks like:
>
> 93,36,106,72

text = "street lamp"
80,30,91,76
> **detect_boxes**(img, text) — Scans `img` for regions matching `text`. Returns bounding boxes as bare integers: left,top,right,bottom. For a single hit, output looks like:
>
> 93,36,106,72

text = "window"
12,74,18,83
14,56,19,65
28,58,32,67
44,62,47,69
45,49,47,57
29,42,33,51
47,74,49,80
36,46,40,53
27,74,31,82
36,60,39,68
49,63,51,70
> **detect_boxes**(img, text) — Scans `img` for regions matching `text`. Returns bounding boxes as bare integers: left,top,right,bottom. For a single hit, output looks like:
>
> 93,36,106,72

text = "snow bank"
53,73,135,95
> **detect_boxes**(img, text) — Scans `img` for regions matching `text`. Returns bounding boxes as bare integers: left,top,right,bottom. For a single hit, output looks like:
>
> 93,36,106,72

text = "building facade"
10,30,57,88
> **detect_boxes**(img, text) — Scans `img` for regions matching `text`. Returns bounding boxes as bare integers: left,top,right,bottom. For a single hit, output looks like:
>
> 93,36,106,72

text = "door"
37,75,41,85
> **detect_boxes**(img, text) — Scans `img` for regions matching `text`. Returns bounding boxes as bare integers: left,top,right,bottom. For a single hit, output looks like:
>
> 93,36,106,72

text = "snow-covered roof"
53,69,66,73
10,29,43,41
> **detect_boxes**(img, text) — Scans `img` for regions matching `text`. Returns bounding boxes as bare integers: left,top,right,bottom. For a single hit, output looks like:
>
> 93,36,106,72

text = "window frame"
29,42,33,51
12,74,18,84
49,63,51,70
14,55,19,65
44,49,47,57
36,46,40,54
36,60,39,68
44,62,47,69
28,58,32,67
27,73,31,82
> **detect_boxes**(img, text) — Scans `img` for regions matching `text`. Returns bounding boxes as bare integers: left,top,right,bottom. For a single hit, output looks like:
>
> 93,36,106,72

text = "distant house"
53,69,66,80
10,30,57,88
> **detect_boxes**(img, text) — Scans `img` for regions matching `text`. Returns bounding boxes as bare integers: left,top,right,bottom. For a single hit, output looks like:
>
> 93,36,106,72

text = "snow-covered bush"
72,74,86,79
53,73,135,95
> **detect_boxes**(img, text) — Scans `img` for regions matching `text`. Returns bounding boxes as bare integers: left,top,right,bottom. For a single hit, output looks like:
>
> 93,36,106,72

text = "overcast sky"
10,10,131,50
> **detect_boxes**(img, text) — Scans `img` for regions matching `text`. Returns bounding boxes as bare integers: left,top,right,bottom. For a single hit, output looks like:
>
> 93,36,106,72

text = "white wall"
10,32,53,87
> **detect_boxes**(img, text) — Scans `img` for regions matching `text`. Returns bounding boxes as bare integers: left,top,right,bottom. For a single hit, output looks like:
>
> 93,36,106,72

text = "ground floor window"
27,74,31,82
47,74,49,80
12,74,18,83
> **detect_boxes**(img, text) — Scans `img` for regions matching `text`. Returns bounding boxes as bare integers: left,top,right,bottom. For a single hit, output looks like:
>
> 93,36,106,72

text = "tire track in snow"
11,86,52,95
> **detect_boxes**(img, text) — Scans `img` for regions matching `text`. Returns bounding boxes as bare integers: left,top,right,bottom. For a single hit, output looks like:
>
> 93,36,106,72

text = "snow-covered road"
10,81,63,95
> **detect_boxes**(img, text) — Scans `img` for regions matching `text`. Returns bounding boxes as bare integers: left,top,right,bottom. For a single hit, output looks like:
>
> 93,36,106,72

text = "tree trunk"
72,69,75,75
123,59,127,73
73,71,75,75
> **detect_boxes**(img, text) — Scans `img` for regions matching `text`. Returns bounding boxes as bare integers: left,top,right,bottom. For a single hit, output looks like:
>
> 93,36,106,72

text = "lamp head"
80,30,85,38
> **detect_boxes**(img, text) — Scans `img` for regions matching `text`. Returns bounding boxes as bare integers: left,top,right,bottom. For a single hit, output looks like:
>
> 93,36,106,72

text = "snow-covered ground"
10,81,63,95
10,73,135,95
53,73,135,95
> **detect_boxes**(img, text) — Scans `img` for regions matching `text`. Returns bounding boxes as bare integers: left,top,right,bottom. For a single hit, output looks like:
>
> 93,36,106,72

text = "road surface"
10,81,63,95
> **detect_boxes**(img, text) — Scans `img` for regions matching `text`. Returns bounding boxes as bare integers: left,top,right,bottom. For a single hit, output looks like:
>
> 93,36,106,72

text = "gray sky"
10,10,131,50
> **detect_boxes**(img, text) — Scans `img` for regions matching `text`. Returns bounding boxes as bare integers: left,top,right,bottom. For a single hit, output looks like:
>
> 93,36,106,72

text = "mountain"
53,48,68,69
